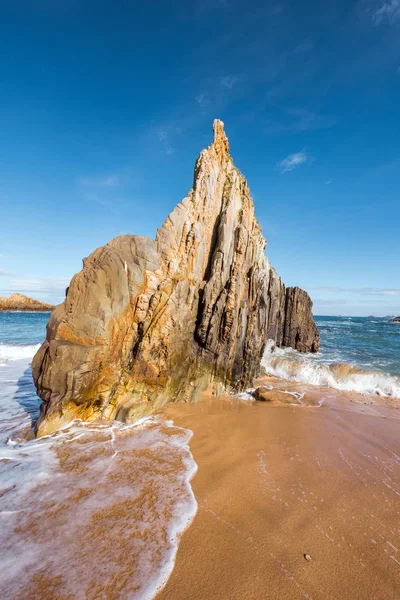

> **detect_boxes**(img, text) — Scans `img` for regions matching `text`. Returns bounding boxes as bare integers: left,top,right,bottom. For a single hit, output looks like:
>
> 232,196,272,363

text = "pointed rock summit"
32,120,320,436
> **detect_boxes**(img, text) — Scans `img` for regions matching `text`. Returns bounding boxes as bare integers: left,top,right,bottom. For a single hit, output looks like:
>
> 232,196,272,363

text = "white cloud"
220,75,240,89
365,0,400,24
277,150,308,173
0,268,11,276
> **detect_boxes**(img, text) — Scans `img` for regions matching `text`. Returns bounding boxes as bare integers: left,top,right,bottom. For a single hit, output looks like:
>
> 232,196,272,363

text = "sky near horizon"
0,0,399,316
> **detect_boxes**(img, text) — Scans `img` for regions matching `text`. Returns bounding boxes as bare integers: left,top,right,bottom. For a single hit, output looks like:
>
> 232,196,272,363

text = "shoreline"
157,383,400,600
0,309,53,313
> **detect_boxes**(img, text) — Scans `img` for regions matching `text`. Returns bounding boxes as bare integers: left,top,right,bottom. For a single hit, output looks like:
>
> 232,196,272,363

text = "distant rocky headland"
32,120,320,436
0,293,54,312
390,316,400,323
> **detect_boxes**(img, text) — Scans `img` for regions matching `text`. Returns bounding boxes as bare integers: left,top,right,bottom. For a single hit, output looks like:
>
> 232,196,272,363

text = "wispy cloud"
311,286,400,296
277,150,308,174
83,192,122,215
364,0,400,24
220,75,240,89
5,277,69,293
289,108,336,132
270,3,284,15
294,39,315,54
265,108,336,134
326,179,333,185
76,170,133,213
314,298,354,307
78,174,120,187
157,130,176,155
0,277,70,303
195,92,210,108
0,268,12,276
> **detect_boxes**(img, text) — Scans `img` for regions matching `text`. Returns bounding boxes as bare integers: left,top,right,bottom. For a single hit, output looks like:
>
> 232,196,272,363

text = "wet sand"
158,381,400,600
0,417,197,600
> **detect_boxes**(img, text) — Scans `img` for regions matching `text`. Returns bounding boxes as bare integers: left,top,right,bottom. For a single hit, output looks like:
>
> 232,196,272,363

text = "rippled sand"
158,382,400,600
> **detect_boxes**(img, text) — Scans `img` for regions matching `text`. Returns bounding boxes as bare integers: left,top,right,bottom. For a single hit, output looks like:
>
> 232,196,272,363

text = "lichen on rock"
32,120,320,436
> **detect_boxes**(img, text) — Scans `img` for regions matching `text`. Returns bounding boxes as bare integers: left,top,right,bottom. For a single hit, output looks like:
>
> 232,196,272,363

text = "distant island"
0,293,54,312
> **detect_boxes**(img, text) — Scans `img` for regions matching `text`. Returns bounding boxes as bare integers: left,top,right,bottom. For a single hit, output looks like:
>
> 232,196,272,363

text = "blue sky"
0,0,399,316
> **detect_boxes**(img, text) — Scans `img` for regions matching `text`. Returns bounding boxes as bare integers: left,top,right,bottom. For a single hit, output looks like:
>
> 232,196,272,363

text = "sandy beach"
158,381,400,600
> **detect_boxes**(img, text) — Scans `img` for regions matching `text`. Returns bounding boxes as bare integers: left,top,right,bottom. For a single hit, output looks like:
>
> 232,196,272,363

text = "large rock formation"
32,120,320,436
0,293,54,312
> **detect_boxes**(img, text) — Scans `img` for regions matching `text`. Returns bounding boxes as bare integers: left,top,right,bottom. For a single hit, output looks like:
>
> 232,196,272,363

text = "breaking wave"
0,343,40,364
262,340,400,399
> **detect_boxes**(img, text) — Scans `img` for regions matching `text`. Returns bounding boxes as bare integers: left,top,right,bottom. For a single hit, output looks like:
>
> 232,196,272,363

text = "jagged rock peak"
32,120,320,436
212,119,230,155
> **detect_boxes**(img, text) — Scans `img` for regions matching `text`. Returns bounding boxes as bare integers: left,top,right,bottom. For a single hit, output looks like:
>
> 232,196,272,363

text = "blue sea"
1,312,399,405
315,315,400,377
0,311,50,346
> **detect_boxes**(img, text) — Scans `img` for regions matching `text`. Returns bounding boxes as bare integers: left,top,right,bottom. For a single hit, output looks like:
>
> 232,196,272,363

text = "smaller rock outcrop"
254,386,273,401
389,316,400,323
0,293,54,312
254,386,307,405
282,287,319,352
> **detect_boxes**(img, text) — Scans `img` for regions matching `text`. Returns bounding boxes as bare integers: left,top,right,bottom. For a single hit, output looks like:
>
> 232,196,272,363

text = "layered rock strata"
0,293,54,312
32,120,320,436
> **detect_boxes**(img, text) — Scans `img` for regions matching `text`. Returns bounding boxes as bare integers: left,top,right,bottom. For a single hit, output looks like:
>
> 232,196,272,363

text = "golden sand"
158,381,400,600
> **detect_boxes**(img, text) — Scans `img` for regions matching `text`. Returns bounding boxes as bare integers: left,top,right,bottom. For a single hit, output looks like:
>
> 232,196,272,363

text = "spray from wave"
262,340,400,399
0,343,40,364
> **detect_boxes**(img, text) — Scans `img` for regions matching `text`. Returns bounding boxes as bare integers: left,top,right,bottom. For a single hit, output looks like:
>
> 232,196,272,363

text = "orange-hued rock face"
0,293,54,312
32,120,320,436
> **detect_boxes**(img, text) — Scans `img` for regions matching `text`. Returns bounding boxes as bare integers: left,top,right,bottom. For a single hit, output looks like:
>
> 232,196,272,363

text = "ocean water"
262,316,400,399
0,312,197,599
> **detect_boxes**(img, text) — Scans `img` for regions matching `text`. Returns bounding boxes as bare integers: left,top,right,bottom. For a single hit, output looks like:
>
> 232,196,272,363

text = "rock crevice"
32,120,320,436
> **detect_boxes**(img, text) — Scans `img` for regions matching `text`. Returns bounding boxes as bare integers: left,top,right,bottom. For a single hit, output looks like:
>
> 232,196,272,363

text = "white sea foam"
262,340,400,399
0,357,198,599
235,387,257,400
0,343,40,364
